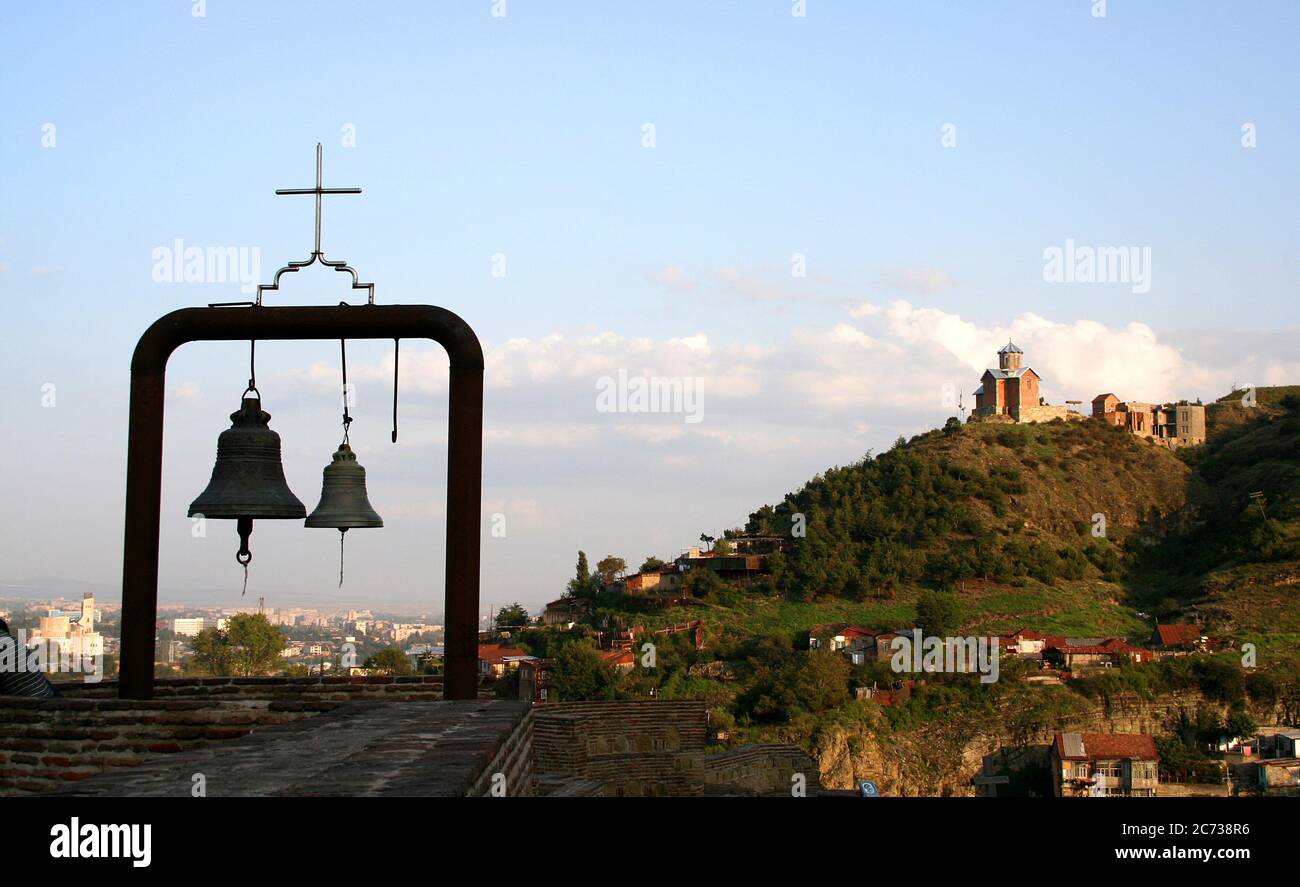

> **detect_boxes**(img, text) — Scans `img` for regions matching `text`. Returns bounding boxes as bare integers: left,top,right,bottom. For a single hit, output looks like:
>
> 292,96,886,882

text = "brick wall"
533,699,707,796
0,676,443,795
705,744,822,795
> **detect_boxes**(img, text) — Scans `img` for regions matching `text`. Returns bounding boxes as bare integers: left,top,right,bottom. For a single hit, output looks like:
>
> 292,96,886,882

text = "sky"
1,1,1297,616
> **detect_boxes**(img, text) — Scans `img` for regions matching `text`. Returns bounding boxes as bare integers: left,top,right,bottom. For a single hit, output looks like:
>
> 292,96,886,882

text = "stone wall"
817,689,1284,796
533,699,707,796
1012,404,1083,424
1157,781,1232,798
705,744,821,795
0,676,444,795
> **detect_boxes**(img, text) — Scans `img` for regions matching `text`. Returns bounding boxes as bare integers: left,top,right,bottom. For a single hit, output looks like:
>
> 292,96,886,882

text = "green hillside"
671,387,1300,648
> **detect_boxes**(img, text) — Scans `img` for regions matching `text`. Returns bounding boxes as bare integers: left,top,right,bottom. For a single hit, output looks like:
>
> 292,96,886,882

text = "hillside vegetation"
722,388,1300,647
746,416,1191,602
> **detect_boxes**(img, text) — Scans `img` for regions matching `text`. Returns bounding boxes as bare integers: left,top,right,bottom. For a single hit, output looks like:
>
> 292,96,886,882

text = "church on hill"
973,341,1079,424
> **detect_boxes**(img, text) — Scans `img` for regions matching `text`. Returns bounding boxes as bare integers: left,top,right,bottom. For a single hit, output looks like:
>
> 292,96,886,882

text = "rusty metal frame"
119,304,483,700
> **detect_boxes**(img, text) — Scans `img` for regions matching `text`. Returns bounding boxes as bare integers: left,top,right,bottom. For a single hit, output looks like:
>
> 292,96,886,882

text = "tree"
189,614,285,677
699,533,716,550
495,602,530,628
595,555,627,587
187,627,231,676
567,550,598,599
1225,704,1256,742
712,538,733,557
781,649,851,714
682,567,724,598
223,614,286,676
943,416,963,436
364,646,413,676
916,590,962,637
550,640,619,701
639,555,666,572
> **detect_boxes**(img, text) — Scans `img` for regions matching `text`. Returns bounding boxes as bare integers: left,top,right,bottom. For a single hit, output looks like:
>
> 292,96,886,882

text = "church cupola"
998,340,1023,371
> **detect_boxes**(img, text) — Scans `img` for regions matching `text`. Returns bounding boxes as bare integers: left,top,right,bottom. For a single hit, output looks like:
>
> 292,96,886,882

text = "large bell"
305,443,384,529
188,395,306,563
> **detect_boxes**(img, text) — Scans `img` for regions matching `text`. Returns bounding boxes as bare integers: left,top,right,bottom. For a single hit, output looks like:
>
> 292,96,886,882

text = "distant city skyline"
3,2,1297,612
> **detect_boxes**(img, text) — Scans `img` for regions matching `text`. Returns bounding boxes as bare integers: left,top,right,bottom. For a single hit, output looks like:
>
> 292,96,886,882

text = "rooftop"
1054,732,1159,761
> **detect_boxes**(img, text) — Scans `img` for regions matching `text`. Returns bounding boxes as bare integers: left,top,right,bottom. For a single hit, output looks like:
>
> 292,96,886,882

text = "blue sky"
2,1,1297,614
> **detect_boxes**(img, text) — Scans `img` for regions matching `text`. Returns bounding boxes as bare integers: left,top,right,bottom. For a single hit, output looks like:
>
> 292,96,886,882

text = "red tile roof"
1155,624,1201,646
478,644,527,664
1054,732,1158,761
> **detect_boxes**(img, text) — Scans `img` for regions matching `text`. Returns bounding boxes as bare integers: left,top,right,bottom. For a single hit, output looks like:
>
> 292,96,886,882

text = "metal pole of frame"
118,304,483,701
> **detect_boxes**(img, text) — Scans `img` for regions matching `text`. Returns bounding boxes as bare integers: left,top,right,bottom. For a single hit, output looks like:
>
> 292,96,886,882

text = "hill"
1129,388,1300,648
745,416,1191,601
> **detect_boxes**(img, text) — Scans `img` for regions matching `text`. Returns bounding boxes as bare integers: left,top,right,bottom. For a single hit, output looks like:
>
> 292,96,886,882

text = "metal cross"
275,142,361,256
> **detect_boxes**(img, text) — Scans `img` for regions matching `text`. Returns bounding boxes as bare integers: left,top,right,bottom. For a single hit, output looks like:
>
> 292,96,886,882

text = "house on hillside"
543,597,591,627
675,547,769,578
622,568,682,595
1150,624,1204,653
1257,758,1300,795
518,658,553,703
1000,628,1047,660
478,643,532,679
809,625,901,664
1258,730,1300,760
1092,396,1206,448
1051,732,1160,797
1042,637,1152,670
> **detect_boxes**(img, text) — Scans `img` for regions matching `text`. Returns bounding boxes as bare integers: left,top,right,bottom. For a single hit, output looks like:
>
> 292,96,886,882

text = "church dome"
998,340,1023,354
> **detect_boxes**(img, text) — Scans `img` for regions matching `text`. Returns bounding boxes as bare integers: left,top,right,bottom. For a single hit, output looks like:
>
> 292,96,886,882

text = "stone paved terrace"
45,699,533,797
0,676,486,796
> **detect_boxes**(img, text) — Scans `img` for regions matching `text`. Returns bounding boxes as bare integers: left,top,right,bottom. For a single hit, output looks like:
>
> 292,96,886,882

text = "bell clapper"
236,517,254,595
338,528,347,588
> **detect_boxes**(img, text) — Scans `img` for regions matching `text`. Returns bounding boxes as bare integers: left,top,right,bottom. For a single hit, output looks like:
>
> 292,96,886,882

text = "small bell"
188,395,306,568
306,443,383,587
305,444,384,530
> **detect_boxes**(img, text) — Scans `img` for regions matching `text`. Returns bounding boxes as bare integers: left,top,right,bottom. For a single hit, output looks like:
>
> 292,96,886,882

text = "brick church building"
973,341,1077,424
974,341,1040,417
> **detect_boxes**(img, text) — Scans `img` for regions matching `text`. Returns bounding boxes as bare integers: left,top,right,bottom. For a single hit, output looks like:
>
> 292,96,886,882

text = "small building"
809,625,911,665
1042,637,1152,671
542,597,591,627
1151,624,1204,652
1257,758,1300,794
478,643,529,678
1001,627,1046,658
1258,730,1300,760
1051,732,1159,797
675,549,768,577
1092,395,1206,448
518,658,553,703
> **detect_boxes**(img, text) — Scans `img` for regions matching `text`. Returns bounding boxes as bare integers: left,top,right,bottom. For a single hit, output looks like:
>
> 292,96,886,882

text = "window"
1095,762,1121,778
